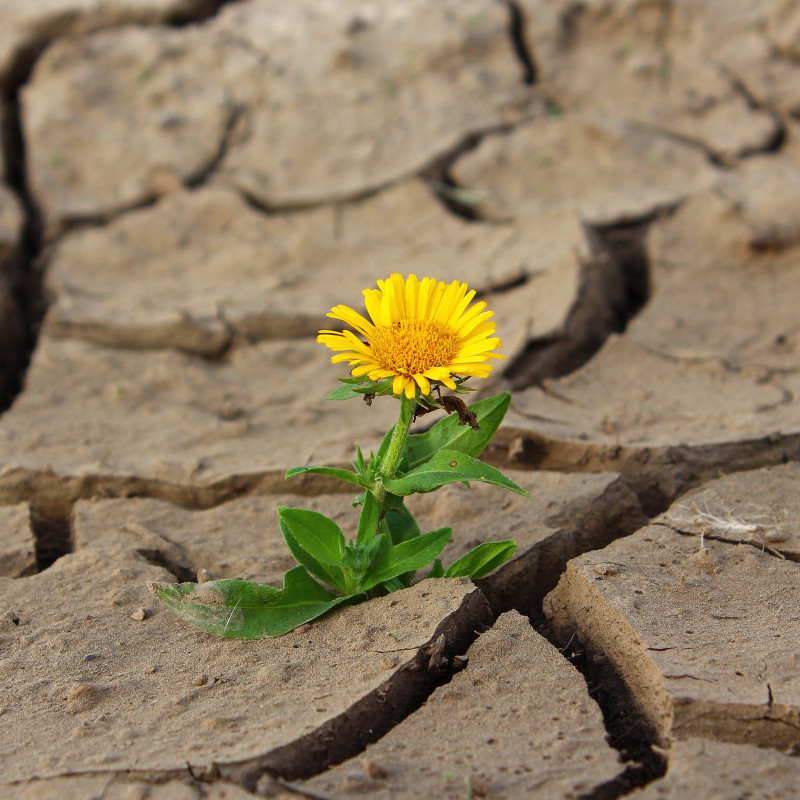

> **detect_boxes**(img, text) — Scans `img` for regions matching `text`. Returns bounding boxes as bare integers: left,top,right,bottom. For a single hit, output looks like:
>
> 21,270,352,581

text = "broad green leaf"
356,491,379,545
443,541,517,579
426,558,445,578
383,449,531,498
149,567,352,638
278,509,348,593
359,527,452,592
405,393,511,469
382,577,406,593
285,465,367,488
278,508,345,563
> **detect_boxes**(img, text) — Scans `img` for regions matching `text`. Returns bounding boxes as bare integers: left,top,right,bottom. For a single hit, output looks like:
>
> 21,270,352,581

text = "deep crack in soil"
0,88,44,414
503,215,654,390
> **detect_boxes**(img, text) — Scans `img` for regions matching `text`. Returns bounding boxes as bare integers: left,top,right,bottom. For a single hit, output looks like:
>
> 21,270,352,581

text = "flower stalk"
372,392,414,519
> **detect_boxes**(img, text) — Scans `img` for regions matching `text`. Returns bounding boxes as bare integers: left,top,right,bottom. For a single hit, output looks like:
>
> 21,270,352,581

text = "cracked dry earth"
3,1,800,798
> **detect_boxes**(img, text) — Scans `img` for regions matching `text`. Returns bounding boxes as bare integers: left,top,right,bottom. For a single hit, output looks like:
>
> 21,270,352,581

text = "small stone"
294,623,312,634
593,563,618,577
379,655,399,670
130,607,147,621
65,683,100,713
83,653,99,661
196,568,212,583
362,758,388,780
192,673,209,687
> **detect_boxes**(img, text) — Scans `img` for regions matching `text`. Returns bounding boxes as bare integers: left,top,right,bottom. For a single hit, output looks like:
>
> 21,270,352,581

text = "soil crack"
502,213,655,391
504,0,538,85
0,88,45,415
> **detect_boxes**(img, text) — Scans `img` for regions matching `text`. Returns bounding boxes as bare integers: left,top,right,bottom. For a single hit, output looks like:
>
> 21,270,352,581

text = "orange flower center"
370,319,459,376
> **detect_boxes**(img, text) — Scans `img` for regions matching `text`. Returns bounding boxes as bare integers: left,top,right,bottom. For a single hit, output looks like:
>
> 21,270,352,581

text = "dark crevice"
217,589,494,790
475,269,530,299
493,426,800,519
423,132,497,222
29,504,73,571
135,548,197,582
714,60,787,156
184,104,243,188
47,103,242,240
0,89,46,415
505,0,538,85
503,213,657,391
478,478,647,627
565,644,667,799
0,0,246,94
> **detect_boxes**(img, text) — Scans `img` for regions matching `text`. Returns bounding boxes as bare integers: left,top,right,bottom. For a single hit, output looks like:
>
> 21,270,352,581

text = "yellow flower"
318,274,504,399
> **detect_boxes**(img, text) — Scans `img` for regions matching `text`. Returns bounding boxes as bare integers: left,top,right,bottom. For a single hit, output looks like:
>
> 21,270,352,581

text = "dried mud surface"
2,1,800,798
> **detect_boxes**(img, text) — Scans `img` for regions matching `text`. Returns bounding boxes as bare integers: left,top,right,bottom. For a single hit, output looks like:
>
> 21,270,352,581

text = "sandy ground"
2,1,800,797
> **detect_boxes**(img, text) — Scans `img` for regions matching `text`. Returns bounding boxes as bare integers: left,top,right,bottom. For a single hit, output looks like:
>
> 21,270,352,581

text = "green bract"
150,387,527,637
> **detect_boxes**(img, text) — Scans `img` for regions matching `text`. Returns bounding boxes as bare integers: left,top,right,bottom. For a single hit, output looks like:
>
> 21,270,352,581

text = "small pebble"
363,759,388,779
192,673,210,687
197,569,212,583
379,655,398,670
130,608,147,621
83,653,99,661
593,563,618,577
65,683,100,713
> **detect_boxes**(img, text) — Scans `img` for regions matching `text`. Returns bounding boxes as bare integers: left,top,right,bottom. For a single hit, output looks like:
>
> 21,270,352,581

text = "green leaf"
383,492,421,545
443,541,517,579
353,444,367,476
285,465,368,488
359,527,452,592
371,423,396,476
405,393,511,469
426,558,445,579
149,567,352,638
356,491,379,545
327,383,364,401
278,508,348,593
383,449,531,498
278,508,345,563
327,377,395,401
382,577,406,593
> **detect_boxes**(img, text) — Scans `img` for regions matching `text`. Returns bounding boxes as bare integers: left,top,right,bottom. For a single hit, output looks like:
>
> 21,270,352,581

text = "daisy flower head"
318,273,504,400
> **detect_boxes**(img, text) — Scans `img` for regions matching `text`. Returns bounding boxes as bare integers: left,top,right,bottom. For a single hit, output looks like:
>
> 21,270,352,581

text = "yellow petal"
363,289,384,326
388,273,406,319
414,373,431,396
417,276,433,319
405,273,418,319
450,289,476,326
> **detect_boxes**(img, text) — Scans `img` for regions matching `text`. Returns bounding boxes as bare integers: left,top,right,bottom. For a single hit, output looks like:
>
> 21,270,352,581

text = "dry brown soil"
2,1,800,798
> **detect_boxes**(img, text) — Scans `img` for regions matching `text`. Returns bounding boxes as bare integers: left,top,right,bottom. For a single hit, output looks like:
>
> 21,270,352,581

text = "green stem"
373,393,414,511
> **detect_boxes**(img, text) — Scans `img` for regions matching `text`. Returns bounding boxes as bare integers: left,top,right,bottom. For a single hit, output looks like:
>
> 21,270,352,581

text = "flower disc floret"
318,273,504,399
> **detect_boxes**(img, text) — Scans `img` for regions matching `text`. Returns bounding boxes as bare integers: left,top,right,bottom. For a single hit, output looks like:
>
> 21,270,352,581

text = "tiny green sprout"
150,273,527,637
134,66,154,84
